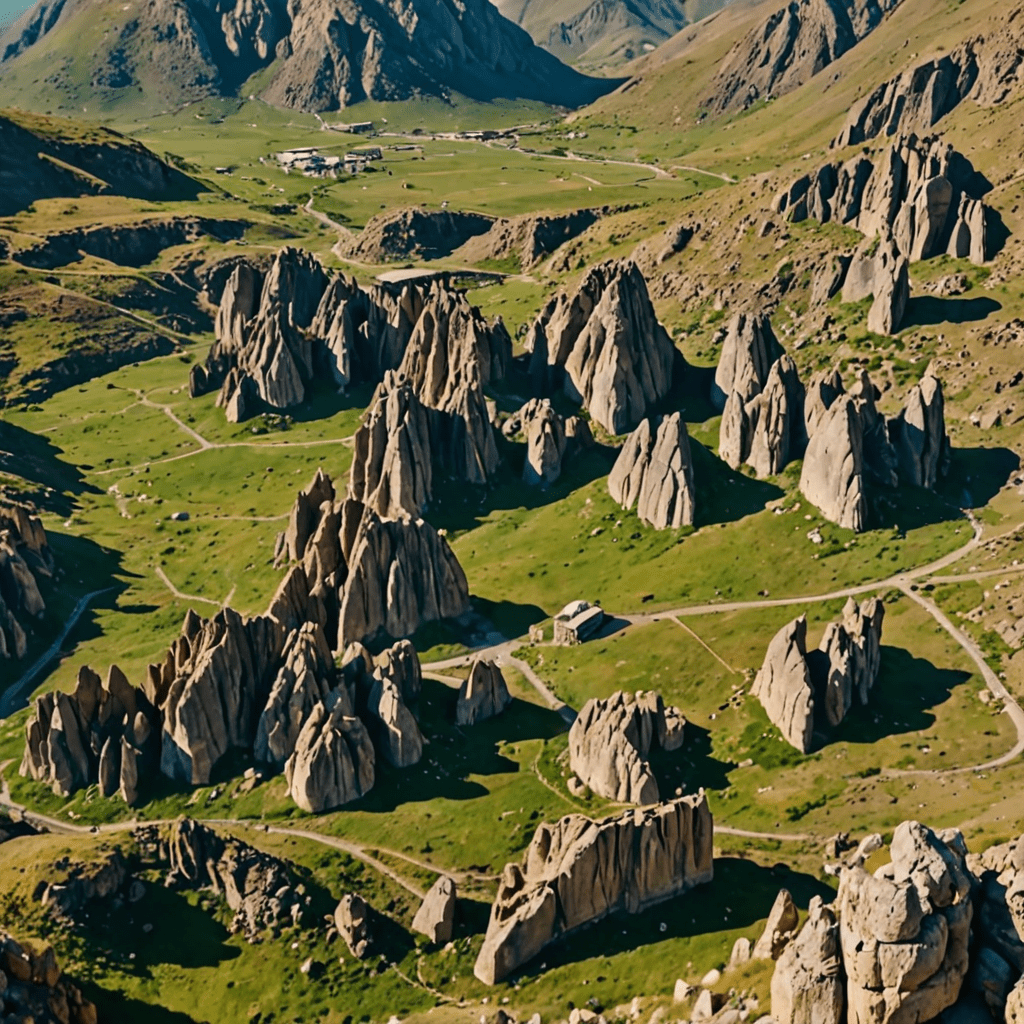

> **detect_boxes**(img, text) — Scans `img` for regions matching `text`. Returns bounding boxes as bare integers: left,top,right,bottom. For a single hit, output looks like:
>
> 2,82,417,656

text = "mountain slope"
0,108,201,215
0,0,616,114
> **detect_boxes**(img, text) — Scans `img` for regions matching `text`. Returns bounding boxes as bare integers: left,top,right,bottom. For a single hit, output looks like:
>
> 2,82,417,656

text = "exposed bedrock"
456,659,513,726
711,311,783,412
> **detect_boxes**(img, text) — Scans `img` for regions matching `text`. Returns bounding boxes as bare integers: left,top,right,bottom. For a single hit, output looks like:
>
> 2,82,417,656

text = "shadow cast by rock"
939,445,1020,509
902,294,1001,329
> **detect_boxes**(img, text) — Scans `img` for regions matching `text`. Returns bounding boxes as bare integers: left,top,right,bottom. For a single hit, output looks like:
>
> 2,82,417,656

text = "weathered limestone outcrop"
752,617,816,754
474,793,713,984
157,607,284,785
0,929,98,1024
254,622,335,769
838,821,972,1024
754,598,885,751
348,371,434,518
413,876,458,944
608,413,696,529
284,688,376,813
720,354,807,477
777,135,997,268
567,690,686,804
335,893,373,958
711,312,782,412
805,369,846,437
20,663,159,804
753,888,801,960
166,817,308,940
770,896,844,1024
366,668,424,768
702,0,905,116
456,659,512,726
454,207,607,270
0,502,54,660
800,395,868,532
517,399,567,487
337,208,494,263
527,260,677,434
889,374,949,490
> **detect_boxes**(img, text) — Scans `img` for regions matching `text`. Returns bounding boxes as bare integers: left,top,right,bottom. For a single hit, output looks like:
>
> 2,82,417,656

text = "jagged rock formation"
889,374,950,489
456,659,513,726
0,502,54,660
335,894,373,958
396,285,509,485
413,876,458,944
527,260,677,434
834,11,1024,147
366,667,424,768
752,616,816,753
0,0,614,114
337,209,495,263
567,690,686,804
805,369,846,437
166,817,308,940
518,399,568,487
156,607,284,785
800,394,869,531
454,207,607,270
37,849,129,923
285,688,376,813
720,354,807,477
608,413,696,529
753,888,801,960
776,136,997,267
710,312,782,412
474,793,713,983
254,622,336,768
348,371,434,519
0,929,98,1024
20,663,159,804
839,821,972,1024
703,0,904,115
754,598,885,751
770,896,844,1024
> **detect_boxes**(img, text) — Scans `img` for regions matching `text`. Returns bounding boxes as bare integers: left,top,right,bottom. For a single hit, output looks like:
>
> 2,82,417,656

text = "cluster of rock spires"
800,368,949,531
769,821,1019,1024
191,247,510,434
0,928,97,1024
703,0,905,115
567,689,686,803
20,663,159,805
753,597,885,752
775,135,997,275
526,259,679,434
474,792,713,984
0,502,53,660
608,413,697,529
501,398,594,488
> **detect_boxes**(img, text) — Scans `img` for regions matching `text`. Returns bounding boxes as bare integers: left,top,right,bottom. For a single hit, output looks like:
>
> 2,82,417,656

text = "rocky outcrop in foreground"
799,369,948,530
0,502,54,660
413,876,458,944
474,792,713,983
21,663,159,804
456,659,513,726
166,817,309,941
702,0,905,115
608,413,696,529
568,689,686,803
775,135,997,269
527,260,677,434
0,928,98,1024
753,597,885,752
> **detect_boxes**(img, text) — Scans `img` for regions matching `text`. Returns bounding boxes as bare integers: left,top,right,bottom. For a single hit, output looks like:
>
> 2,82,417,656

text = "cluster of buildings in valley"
275,145,383,178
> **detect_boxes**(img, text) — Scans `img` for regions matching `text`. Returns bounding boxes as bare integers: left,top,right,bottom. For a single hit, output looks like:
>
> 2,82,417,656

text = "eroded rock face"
527,260,677,434
413,876,457,944
608,413,696,529
335,893,373,958
720,354,807,477
515,398,568,487
800,394,868,532
754,888,801,960
454,208,607,270
568,690,687,804
752,616,816,754
284,688,376,813
889,374,949,490
366,669,424,768
20,663,159,805
167,817,308,941
474,793,714,984
839,822,972,1024
711,312,782,412
772,896,844,1024
348,371,434,519
337,209,495,263
0,501,54,660
0,929,97,1024
456,659,513,726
